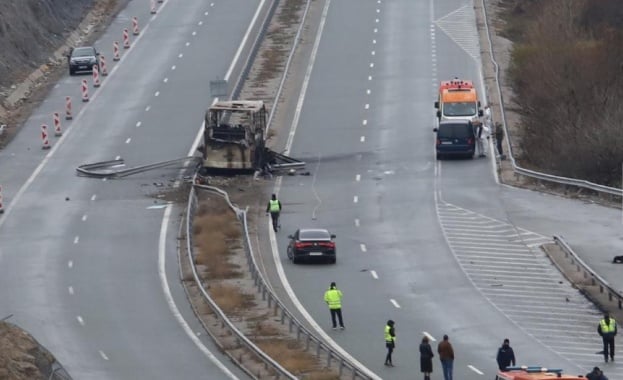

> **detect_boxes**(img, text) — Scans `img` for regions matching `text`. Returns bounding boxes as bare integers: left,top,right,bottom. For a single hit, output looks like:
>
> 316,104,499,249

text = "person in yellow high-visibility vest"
265,194,282,232
384,320,396,367
598,312,617,363
324,282,344,330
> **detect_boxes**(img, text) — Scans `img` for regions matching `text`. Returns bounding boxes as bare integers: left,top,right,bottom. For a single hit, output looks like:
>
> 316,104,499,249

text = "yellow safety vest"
324,288,342,309
269,199,280,212
385,325,395,343
600,318,616,333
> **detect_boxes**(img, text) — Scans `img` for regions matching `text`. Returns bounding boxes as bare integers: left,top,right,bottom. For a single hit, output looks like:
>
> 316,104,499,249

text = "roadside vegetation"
189,192,340,379
500,0,623,187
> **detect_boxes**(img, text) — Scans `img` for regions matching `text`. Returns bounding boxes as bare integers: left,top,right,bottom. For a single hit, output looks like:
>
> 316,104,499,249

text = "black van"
433,120,475,159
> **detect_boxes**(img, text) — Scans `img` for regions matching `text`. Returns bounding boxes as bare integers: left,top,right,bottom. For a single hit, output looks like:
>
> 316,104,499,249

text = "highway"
0,0,263,378
264,0,623,379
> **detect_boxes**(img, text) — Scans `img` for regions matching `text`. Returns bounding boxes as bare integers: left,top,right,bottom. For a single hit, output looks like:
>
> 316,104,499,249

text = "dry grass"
256,339,317,372
209,284,256,315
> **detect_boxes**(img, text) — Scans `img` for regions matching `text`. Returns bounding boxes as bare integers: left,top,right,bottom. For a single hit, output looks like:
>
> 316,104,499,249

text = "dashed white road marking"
115,155,121,160
185,42,190,47
204,11,208,16
163,77,168,83
99,350,109,361
360,136,365,142
369,62,374,68
68,260,73,269
353,195,359,203
364,104,369,109
154,91,160,97
91,194,96,201
370,270,378,279
136,121,142,127
360,244,367,252
355,174,361,182
390,299,400,308
375,18,379,23
362,119,368,126
68,286,74,295
178,53,183,58
366,89,371,94
374,28,378,33
81,214,88,221
73,236,79,244
468,365,483,375
145,105,151,111
171,65,176,70
354,218,360,227
423,332,436,342
372,39,376,44
125,138,131,144
198,21,203,26
192,31,197,36
371,51,376,56
77,316,85,326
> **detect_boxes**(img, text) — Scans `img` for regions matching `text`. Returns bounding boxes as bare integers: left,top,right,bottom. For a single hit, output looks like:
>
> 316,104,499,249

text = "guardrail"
189,185,374,379
478,0,623,198
553,236,623,310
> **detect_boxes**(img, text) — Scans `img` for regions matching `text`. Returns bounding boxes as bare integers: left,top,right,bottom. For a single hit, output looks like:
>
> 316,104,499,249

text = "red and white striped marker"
92,64,101,88
99,55,108,76
81,79,89,102
113,41,121,61
0,185,4,214
123,29,131,49
150,0,157,14
65,96,73,120
41,124,51,149
132,17,140,35
53,112,62,136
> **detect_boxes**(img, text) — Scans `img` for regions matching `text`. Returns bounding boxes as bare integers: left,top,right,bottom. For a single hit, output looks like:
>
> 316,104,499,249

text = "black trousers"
385,342,395,364
603,336,615,360
330,308,344,328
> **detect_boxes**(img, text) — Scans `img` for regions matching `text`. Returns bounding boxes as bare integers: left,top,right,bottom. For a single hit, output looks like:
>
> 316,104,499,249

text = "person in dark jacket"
419,336,434,380
496,338,516,371
437,334,454,380
586,366,608,380
384,320,396,367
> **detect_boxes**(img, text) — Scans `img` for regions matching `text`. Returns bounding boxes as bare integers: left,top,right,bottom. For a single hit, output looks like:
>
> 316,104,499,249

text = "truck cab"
434,79,483,121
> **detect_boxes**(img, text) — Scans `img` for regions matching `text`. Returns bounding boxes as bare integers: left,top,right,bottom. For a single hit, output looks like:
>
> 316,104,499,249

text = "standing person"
265,193,282,232
419,336,434,380
484,104,492,129
494,122,505,159
323,282,344,330
384,320,396,367
437,334,454,380
586,366,608,380
496,338,516,371
598,312,617,363
472,118,486,158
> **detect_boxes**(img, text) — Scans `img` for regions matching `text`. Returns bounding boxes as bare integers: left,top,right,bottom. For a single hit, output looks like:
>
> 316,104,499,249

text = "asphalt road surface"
265,0,623,379
0,0,264,378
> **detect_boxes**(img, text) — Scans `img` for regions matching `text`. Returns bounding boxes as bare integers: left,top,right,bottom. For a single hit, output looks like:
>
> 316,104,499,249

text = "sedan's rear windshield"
438,124,472,139
300,229,331,240
73,48,94,57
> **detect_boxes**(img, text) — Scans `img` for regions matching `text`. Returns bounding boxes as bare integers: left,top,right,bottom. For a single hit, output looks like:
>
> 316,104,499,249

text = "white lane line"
210,2,214,6
362,119,367,126
373,28,378,33
369,62,374,68
192,31,197,36
90,194,96,201
366,89,371,94
356,174,361,182
368,75,372,80
178,53,183,58
102,178,107,182
371,51,376,56
468,365,483,375
68,286,74,295
76,316,85,326
68,260,73,269
390,299,401,308
73,236,79,244
423,331,436,342
159,205,239,378
125,138,131,144
81,214,88,221
115,155,121,160
372,39,376,44
185,42,190,47
204,11,208,16
353,195,359,203
360,244,367,252
163,77,168,83
145,105,151,111
364,104,369,109
375,18,379,23
370,270,378,279
171,65,176,70
360,136,365,142
354,218,360,227
136,121,142,128
99,350,109,361
198,21,203,26
154,91,160,97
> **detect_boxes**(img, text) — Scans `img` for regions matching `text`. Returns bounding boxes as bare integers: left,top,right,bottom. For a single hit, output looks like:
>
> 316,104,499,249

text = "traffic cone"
113,41,121,61
0,185,4,214
132,17,140,35
123,29,131,49
92,64,101,88
150,0,157,14
65,96,73,120
81,79,89,102
53,112,62,136
100,55,108,76
41,124,51,149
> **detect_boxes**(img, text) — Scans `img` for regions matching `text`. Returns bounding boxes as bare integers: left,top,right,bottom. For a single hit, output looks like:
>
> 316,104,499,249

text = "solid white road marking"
77,316,85,326
360,244,367,252
353,195,358,203
99,350,109,361
370,270,378,279
423,332,436,341
73,236,79,244
390,299,401,308
125,138,131,144
136,121,142,127
468,365,484,375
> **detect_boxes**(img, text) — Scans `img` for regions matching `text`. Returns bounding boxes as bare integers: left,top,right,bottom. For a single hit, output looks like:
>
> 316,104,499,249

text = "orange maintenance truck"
495,366,586,380
434,78,483,121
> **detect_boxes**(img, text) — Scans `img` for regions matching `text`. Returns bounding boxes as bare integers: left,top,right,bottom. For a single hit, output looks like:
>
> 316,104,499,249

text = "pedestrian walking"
323,282,344,330
496,338,516,371
598,312,617,363
419,336,434,380
384,320,396,367
586,366,609,380
265,193,282,232
437,334,454,380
